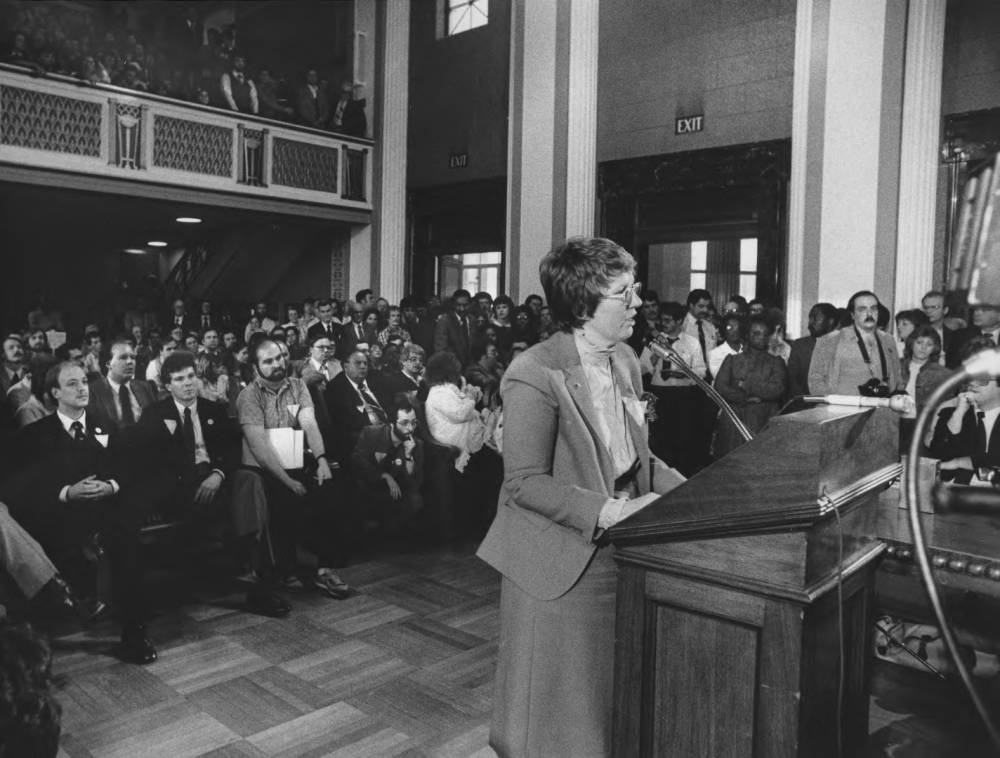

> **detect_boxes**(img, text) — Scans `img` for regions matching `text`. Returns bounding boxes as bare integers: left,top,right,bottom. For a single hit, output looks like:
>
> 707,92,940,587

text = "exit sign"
675,115,704,135
449,153,468,168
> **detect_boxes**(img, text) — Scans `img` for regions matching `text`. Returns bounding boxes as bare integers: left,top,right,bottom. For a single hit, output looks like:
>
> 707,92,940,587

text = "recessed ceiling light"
147,240,168,247
123,248,147,254
175,216,202,224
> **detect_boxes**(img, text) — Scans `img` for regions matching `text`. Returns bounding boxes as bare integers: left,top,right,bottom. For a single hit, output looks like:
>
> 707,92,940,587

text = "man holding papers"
235,338,352,617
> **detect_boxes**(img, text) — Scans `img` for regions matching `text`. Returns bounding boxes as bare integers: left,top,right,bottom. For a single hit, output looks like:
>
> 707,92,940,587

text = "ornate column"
894,0,946,310
785,0,907,334
372,0,409,303
506,0,599,301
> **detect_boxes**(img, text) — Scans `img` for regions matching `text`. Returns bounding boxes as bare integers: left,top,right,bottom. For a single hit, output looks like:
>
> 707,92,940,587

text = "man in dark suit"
305,299,341,346
338,301,369,359
5,361,153,663
948,303,1000,369
324,349,387,467
929,372,1000,485
350,399,424,535
134,351,238,523
434,289,474,367
164,298,196,334
786,302,837,397
922,291,960,368
372,343,424,408
295,68,330,129
196,300,221,333
401,296,435,356
87,341,157,432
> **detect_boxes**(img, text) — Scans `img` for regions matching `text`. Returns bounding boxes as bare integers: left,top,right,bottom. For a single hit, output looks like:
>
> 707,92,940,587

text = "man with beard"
1,334,26,399
787,302,838,397
809,291,902,396
220,55,258,114
350,399,424,538
235,339,352,614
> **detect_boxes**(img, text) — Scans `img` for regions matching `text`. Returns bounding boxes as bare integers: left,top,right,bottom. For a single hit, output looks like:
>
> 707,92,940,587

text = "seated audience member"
298,334,339,450
361,309,381,347
245,302,277,342
135,351,238,528
184,332,200,353
219,55,258,114
145,339,176,393
295,68,330,128
899,324,952,451
373,343,425,407
166,299,195,332
236,339,352,615
222,329,239,352
339,301,369,357
123,296,158,336
424,351,486,472
713,316,788,458
80,331,103,377
350,398,424,538
87,341,157,431
195,352,229,404
464,343,504,410
638,302,706,475
929,350,1000,486
368,343,384,374
377,306,411,346
434,290,475,367
200,328,222,360
1,335,26,399
0,621,62,758
7,362,153,664
324,349,387,467
14,355,58,429
787,303,837,397
284,326,307,361
951,303,1000,364
708,313,745,380
24,329,50,359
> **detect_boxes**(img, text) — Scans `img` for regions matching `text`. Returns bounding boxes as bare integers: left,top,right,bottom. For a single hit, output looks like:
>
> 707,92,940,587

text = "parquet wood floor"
44,541,997,757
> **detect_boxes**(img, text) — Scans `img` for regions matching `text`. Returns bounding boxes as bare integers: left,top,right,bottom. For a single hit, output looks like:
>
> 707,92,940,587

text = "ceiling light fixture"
123,248,147,254
147,240,168,247
175,216,202,224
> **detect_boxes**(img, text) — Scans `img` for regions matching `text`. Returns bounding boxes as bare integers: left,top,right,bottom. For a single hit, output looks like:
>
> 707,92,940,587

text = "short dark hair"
810,302,838,322
847,290,880,312
400,295,422,309
160,350,196,386
390,395,417,422
474,291,493,303
748,315,773,335
424,351,463,386
539,237,636,331
895,309,929,328
659,301,687,322
316,298,334,310
452,289,472,302
686,289,712,307
493,294,514,309
355,289,374,302
642,289,660,304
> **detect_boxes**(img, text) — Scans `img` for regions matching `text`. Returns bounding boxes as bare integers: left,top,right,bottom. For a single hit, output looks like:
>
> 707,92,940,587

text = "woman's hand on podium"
597,492,660,529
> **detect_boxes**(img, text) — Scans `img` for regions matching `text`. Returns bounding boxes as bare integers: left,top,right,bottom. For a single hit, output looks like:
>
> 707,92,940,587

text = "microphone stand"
649,336,754,443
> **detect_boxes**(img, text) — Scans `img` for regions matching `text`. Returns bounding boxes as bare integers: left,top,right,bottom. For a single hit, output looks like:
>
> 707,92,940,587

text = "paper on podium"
267,427,304,469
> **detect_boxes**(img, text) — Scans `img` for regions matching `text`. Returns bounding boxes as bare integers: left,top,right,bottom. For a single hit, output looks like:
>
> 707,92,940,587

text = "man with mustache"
808,290,902,396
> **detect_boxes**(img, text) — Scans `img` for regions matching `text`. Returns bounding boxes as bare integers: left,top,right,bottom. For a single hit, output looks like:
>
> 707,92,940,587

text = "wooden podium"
608,406,900,757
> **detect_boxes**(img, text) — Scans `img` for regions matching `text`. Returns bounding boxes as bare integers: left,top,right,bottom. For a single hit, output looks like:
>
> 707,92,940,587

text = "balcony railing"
0,64,372,211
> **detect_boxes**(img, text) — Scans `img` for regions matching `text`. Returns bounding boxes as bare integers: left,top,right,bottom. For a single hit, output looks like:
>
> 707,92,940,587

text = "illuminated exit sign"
675,115,704,135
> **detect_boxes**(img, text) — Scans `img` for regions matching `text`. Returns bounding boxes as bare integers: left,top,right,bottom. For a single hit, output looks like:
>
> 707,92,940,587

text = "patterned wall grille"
272,138,338,193
152,116,232,176
330,246,346,299
0,85,101,156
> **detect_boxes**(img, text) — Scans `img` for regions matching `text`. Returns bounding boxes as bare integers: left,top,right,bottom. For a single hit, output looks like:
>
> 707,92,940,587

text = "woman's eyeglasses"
601,282,642,305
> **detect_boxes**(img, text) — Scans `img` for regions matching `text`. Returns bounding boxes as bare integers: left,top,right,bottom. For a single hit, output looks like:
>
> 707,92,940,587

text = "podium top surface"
610,406,899,544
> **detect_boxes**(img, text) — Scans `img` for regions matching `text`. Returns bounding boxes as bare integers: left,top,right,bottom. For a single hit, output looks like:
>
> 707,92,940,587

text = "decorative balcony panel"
0,84,101,156
0,66,373,216
153,115,232,176
272,138,338,193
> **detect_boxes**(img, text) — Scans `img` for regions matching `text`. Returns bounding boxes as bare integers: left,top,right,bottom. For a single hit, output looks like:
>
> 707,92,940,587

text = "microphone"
802,394,914,413
932,482,1000,514
648,338,753,442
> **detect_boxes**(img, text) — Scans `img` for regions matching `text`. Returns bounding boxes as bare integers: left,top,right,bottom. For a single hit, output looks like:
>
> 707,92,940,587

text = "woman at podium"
477,237,685,757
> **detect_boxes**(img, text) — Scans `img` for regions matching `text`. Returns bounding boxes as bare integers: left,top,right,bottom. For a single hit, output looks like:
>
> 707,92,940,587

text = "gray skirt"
490,545,618,758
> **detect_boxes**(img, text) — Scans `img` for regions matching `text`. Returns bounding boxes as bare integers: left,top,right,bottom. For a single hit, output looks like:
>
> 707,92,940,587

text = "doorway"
647,237,758,306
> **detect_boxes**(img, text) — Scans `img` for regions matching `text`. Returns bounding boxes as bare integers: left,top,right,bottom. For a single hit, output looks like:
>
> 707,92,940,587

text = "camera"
858,378,892,398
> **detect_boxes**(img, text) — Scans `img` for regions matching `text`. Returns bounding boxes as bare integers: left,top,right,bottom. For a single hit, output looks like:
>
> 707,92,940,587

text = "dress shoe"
34,575,105,623
117,624,158,665
245,586,291,618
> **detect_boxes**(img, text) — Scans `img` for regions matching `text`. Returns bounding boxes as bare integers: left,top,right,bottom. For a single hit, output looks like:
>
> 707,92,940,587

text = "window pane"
740,238,758,272
690,272,706,291
483,267,498,296
739,274,756,300
463,268,481,293
483,251,502,264
690,241,707,271
448,0,488,35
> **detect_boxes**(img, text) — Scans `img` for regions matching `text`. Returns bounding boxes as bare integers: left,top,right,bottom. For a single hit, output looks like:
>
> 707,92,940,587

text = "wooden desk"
876,488,1000,644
